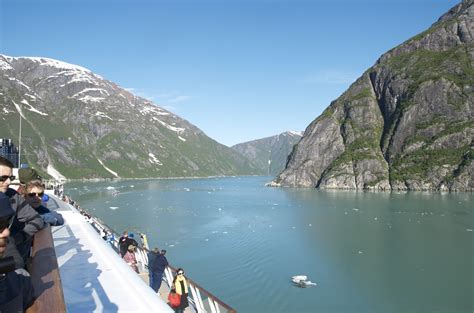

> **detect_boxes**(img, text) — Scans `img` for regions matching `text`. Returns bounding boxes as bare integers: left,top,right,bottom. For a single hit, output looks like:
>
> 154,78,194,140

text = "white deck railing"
83,212,237,313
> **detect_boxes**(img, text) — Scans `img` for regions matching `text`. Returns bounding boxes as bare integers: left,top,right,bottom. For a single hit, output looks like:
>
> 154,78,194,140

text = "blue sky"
1,0,460,146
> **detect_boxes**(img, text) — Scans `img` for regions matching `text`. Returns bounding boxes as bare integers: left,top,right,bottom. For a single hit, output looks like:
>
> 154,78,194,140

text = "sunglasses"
0,216,14,232
177,272,184,275
0,175,15,182
27,192,44,198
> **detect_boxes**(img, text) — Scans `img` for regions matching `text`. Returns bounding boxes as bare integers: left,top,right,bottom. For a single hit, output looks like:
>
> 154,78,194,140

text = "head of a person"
19,168,42,185
128,245,135,252
160,249,166,255
123,231,128,237
128,232,134,238
24,180,45,209
0,193,15,257
176,268,185,277
0,157,15,193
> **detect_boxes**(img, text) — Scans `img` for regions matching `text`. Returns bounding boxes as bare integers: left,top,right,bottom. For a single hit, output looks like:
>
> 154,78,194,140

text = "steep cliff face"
0,56,257,179
231,131,302,175
273,0,473,191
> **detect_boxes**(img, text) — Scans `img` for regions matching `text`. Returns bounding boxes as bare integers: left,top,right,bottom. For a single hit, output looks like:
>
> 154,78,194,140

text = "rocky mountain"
0,56,258,179
272,0,473,191
231,131,302,175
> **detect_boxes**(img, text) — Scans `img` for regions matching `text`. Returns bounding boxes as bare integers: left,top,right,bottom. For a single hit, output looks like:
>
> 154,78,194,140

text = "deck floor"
48,195,174,313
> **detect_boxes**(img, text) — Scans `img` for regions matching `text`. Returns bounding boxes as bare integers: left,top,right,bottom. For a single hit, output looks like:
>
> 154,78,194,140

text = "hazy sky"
1,0,459,146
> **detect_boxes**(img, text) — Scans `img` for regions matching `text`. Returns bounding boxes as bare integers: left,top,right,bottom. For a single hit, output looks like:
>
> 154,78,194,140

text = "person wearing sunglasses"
23,180,64,227
172,268,189,313
0,157,44,268
0,192,35,312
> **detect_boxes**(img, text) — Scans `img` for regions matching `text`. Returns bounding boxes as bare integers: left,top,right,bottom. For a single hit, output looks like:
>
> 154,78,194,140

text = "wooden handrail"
26,225,67,313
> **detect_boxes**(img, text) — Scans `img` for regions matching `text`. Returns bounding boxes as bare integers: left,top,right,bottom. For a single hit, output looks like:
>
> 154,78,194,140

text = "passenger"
0,193,34,312
147,248,159,289
118,231,129,257
151,249,168,293
172,268,189,313
0,157,44,268
23,180,64,226
123,245,139,273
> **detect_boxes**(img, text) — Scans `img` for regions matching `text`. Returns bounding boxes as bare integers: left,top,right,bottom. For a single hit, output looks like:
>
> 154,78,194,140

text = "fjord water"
66,177,473,313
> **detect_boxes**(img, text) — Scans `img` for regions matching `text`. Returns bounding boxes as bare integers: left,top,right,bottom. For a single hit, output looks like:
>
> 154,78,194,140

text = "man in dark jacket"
151,249,168,292
0,192,34,312
0,157,44,267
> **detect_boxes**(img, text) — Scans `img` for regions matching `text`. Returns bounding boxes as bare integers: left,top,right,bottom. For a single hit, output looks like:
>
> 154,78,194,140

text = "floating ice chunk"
292,275,317,288
222,231,228,234
352,208,359,212
374,217,378,221
109,207,119,210
467,229,473,232
309,224,312,227
106,186,115,190
358,251,363,254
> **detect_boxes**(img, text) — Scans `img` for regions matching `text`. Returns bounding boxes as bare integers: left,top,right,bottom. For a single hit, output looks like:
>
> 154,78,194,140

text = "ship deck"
47,194,174,313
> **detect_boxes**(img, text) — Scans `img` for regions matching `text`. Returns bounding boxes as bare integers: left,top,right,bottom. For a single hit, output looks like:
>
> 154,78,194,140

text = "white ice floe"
291,275,317,288
467,229,473,232
106,186,116,190
109,207,119,210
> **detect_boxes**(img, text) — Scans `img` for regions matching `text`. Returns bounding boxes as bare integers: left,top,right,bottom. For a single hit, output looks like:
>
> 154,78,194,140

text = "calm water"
65,176,473,313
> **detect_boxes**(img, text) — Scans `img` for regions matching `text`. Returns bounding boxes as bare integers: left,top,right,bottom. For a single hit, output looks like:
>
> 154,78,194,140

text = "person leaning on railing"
22,180,64,227
0,193,34,312
0,157,44,269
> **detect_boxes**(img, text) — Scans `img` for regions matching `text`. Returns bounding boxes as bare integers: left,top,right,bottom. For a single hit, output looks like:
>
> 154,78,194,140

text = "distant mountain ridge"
272,1,473,191
231,131,302,175
0,55,258,179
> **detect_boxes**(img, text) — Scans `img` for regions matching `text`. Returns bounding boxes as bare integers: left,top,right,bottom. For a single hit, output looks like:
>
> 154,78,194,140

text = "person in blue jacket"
151,249,168,292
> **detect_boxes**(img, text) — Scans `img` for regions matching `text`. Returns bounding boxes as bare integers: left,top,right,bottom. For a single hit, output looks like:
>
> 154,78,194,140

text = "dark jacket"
0,269,34,312
151,254,168,274
4,188,44,266
34,205,64,226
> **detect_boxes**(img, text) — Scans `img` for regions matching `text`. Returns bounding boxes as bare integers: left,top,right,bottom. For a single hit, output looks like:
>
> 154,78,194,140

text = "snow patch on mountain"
47,164,66,181
21,99,48,116
98,159,119,178
148,153,163,165
95,111,113,120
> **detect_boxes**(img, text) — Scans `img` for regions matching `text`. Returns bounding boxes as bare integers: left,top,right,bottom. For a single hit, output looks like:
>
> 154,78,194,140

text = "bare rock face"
274,0,473,191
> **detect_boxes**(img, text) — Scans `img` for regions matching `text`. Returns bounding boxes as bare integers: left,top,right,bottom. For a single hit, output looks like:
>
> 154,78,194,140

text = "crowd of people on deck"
0,155,190,312
0,156,65,312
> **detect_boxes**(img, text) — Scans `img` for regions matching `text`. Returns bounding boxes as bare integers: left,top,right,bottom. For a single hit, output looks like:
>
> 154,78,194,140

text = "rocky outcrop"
0,56,258,179
272,0,473,191
231,131,302,175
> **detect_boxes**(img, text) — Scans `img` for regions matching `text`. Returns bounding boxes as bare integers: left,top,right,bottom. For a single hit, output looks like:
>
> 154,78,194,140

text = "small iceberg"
291,275,317,288
106,186,115,190
109,207,119,210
